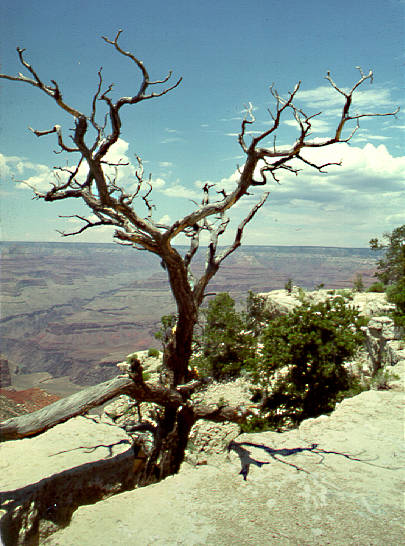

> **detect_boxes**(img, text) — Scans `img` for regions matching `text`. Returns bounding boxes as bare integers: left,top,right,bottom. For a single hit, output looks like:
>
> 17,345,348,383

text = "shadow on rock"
227,440,397,480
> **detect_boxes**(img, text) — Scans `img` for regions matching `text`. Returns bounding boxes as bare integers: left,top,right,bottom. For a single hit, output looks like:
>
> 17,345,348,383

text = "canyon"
1,241,379,394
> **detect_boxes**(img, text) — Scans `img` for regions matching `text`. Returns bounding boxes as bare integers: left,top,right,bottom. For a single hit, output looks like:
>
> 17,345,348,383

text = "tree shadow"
49,438,131,458
227,440,402,480
0,443,148,546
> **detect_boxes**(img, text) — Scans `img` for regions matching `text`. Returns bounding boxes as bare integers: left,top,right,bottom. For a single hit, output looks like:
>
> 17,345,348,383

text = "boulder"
351,292,395,317
361,316,403,373
385,342,405,367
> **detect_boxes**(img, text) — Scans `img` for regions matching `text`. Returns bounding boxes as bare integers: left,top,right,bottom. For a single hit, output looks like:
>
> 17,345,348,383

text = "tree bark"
0,376,183,441
0,374,251,442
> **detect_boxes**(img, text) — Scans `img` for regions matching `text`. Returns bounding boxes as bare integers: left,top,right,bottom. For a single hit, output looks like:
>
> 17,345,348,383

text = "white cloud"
185,142,404,246
220,116,243,122
0,154,17,179
161,136,184,144
0,153,57,192
149,177,166,189
160,183,200,200
158,214,171,225
2,139,139,193
226,130,262,137
352,134,392,142
297,84,395,116
18,165,55,192
284,118,331,133
102,138,137,183
194,170,241,194
2,138,404,247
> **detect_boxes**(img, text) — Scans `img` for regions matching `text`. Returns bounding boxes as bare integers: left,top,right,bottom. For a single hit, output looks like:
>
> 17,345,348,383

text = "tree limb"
0,374,252,441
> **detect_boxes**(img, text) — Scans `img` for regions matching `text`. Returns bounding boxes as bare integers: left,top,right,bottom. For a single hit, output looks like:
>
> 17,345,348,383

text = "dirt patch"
0,387,60,414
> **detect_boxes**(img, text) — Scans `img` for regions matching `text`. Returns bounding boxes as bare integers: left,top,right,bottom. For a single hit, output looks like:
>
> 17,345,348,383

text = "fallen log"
0,376,184,441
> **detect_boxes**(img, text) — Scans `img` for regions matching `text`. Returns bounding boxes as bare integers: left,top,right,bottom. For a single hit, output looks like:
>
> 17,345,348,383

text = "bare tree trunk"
0,376,183,441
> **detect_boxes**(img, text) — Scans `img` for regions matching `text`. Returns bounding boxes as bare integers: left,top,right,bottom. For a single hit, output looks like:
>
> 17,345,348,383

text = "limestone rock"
259,288,302,317
187,378,253,462
351,292,395,317
0,416,131,492
385,341,405,367
102,395,138,423
43,386,405,546
0,416,133,544
261,289,395,317
362,316,403,373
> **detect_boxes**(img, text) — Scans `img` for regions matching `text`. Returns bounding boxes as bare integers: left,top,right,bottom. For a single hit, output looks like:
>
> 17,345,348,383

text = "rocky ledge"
0,291,404,545
1,369,402,545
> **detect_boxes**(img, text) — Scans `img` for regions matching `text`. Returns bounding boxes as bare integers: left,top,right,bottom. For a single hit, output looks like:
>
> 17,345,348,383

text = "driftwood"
0,376,134,441
0,375,250,441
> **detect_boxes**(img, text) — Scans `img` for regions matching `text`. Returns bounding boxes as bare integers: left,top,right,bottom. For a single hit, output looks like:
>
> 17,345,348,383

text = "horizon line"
1,240,373,250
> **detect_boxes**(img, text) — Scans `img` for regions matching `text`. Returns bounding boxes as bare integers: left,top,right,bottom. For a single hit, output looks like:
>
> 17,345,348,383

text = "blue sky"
1,0,404,247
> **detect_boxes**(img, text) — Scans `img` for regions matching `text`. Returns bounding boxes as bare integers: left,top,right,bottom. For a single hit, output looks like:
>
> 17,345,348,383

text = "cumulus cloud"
2,136,404,247
254,142,404,244
0,154,21,179
160,183,200,200
296,84,394,114
158,214,171,225
186,141,404,246
284,118,331,134
0,152,56,192
17,164,55,192
2,139,138,193
149,177,166,189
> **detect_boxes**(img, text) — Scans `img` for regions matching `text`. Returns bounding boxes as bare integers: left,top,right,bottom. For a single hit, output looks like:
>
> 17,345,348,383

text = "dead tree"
0,31,398,483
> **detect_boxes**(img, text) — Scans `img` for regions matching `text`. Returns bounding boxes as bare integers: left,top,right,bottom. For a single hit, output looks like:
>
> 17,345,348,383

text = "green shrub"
386,278,405,330
369,367,400,390
193,293,255,380
147,348,160,358
244,291,273,335
370,226,405,333
335,289,354,300
249,296,366,427
154,314,177,342
284,279,293,294
370,225,405,285
353,274,365,292
367,281,386,293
